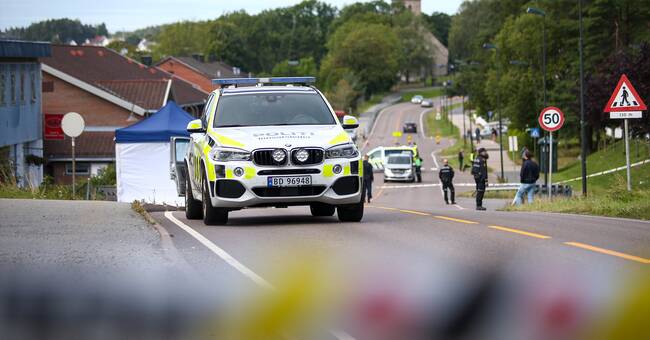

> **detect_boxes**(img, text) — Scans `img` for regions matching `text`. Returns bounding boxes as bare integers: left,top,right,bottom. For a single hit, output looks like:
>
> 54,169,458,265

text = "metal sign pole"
548,131,553,199
624,118,631,191
72,137,76,199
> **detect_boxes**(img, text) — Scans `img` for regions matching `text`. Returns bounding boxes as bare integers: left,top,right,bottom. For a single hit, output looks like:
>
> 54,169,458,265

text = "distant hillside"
1,18,108,43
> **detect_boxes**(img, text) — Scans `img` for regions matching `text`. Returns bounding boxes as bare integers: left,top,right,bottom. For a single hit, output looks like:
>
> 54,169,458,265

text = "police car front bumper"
206,159,363,208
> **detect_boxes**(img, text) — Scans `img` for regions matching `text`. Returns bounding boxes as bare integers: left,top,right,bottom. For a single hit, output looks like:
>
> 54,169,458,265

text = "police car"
170,77,364,225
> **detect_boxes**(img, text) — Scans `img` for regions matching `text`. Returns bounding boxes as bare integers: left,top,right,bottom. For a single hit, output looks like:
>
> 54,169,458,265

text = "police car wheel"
202,177,228,225
185,169,203,220
310,203,335,217
337,201,364,222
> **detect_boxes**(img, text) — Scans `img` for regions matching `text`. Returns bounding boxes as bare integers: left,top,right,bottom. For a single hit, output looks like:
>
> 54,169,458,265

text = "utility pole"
578,0,588,196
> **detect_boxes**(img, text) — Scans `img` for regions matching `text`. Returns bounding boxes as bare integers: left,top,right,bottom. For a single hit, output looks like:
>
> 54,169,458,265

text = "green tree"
422,12,452,46
153,20,211,58
321,21,401,98
271,57,318,77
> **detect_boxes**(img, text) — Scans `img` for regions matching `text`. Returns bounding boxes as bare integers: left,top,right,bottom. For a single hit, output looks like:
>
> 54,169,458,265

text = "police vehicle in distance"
365,145,418,171
170,77,364,225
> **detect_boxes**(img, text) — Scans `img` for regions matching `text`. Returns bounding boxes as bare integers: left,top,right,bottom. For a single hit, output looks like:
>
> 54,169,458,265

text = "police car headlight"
210,148,251,162
272,149,286,163
326,144,359,159
295,149,309,163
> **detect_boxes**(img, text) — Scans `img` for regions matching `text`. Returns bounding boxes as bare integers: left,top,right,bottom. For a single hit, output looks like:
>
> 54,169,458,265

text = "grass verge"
402,88,443,102
502,176,650,220
131,200,156,224
356,92,389,114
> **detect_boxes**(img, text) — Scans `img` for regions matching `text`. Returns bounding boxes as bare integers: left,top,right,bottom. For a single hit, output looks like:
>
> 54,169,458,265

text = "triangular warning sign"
604,74,647,112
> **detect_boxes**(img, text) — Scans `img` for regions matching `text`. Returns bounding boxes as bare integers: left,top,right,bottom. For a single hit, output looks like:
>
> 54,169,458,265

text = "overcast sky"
0,0,464,32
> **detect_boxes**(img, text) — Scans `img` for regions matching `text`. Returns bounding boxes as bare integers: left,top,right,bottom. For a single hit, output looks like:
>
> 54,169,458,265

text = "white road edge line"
163,211,355,340
164,211,273,289
419,108,433,140
431,151,444,196
453,204,465,210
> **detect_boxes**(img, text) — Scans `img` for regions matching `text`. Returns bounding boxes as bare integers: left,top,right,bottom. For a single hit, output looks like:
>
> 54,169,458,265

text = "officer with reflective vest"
471,148,489,210
438,159,455,204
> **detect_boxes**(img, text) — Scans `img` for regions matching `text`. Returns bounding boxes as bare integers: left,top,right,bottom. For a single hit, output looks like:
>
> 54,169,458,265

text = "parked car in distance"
366,146,417,171
383,154,415,183
403,122,417,133
411,95,423,104
420,99,433,107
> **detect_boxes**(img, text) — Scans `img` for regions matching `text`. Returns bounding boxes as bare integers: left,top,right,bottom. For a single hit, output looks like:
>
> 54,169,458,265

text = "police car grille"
290,148,324,165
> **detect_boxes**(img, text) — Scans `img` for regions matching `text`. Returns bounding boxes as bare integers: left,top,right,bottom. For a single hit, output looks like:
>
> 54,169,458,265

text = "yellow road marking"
399,209,431,216
488,225,551,239
369,205,399,211
433,215,479,224
564,242,650,264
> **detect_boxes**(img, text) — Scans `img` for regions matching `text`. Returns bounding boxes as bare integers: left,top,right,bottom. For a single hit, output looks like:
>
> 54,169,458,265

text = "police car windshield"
214,93,336,127
388,155,411,164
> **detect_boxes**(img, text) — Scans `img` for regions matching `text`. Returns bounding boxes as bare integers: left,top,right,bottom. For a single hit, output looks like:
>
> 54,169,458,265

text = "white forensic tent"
115,101,193,205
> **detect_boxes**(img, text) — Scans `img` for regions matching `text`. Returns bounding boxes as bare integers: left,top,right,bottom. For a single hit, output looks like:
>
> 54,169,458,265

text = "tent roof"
115,101,194,143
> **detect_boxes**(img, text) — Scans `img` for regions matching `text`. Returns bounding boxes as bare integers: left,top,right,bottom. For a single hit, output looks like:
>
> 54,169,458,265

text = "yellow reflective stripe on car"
211,133,245,148
225,168,234,179
328,131,350,145
323,164,334,177
358,161,363,176
244,166,255,179
343,117,356,125
205,162,216,181
343,164,351,175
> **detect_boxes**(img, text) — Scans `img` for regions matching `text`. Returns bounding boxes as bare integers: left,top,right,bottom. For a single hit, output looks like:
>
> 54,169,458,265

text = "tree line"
1,19,108,44
447,0,650,151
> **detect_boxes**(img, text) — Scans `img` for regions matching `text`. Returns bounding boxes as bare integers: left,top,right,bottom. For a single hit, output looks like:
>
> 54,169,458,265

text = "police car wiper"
216,124,246,128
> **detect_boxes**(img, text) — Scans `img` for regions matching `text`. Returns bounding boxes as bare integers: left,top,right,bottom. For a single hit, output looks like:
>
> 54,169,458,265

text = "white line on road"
453,204,465,210
380,183,439,189
419,108,433,140
164,211,273,289
163,211,355,340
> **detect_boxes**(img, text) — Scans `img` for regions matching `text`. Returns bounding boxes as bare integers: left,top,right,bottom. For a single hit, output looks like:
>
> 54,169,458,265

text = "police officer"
362,155,374,203
414,156,423,182
438,159,455,204
471,148,489,210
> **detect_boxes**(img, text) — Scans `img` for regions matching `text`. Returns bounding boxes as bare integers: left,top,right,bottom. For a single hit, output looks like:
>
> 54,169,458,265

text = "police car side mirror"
341,115,359,129
187,119,205,133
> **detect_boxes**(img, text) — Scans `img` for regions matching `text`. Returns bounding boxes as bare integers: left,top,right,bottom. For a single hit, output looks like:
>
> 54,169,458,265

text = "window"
30,71,36,102
10,69,16,104
20,67,25,103
214,93,336,128
65,163,90,175
201,94,214,126
0,72,5,106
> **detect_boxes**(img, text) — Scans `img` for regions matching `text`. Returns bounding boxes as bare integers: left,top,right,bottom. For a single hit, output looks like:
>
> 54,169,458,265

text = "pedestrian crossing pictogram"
604,74,647,112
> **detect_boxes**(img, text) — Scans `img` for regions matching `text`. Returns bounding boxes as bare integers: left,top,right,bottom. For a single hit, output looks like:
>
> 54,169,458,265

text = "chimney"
141,55,153,66
191,53,204,62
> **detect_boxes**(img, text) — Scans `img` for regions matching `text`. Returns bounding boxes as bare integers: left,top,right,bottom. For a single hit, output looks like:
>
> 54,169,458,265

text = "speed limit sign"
539,106,565,131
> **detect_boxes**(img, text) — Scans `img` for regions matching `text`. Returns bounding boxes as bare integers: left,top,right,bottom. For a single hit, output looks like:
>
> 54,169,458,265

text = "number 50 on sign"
539,106,565,132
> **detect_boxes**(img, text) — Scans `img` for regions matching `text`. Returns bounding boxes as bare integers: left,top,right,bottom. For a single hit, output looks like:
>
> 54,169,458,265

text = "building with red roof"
40,44,208,185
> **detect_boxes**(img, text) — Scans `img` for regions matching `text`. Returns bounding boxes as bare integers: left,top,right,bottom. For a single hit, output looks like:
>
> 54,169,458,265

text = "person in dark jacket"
458,150,464,172
438,159,455,204
362,155,374,203
471,148,489,210
513,151,540,205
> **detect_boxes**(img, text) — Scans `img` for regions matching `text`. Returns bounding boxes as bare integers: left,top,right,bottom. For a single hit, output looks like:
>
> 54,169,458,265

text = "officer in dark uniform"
438,159,455,204
471,148,489,210
362,155,374,203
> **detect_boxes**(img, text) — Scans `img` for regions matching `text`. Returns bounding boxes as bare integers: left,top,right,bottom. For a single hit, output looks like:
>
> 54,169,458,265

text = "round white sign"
61,112,85,137
538,106,565,132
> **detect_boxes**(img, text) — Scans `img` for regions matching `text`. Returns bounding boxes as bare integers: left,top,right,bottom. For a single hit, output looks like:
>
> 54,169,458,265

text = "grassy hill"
555,140,650,194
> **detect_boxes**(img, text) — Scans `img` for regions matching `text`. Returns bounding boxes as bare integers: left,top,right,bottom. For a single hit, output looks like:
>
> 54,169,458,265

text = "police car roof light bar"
212,77,316,86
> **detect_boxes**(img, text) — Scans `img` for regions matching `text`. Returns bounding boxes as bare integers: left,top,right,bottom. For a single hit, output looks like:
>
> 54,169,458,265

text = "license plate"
267,176,312,187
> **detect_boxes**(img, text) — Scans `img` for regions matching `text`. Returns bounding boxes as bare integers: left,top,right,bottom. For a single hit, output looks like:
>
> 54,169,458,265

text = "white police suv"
170,77,364,225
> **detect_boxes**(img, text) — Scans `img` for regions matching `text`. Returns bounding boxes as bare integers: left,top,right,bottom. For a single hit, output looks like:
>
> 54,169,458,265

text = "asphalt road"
148,99,650,338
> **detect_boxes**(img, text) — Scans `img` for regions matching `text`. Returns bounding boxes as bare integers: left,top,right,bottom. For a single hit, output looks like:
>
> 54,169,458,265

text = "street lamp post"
526,6,549,189
483,43,504,181
578,0,588,196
